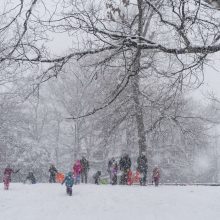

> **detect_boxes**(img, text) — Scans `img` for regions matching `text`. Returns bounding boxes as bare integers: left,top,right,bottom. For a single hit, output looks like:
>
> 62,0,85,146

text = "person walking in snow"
137,153,148,186
49,164,58,183
107,157,115,184
119,154,131,185
3,165,20,190
62,171,74,196
93,171,101,185
73,160,82,184
25,171,36,184
108,158,118,185
80,156,89,183
152,166,160,187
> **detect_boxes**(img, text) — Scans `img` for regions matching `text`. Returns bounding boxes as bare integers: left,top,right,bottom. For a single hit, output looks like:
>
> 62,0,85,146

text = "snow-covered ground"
0,183,220,220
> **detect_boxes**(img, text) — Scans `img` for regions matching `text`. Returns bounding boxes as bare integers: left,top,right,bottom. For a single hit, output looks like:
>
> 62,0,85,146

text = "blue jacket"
62,172,74,187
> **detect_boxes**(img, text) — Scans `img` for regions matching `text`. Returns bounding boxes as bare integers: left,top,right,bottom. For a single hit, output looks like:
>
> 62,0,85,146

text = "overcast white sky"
194,52,220,99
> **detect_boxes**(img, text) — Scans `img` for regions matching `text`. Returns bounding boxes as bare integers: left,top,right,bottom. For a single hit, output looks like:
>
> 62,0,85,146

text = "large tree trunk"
74,120,80,160
131,0,147,156
132,75,147,156
126,117,134,156
55,119,61,167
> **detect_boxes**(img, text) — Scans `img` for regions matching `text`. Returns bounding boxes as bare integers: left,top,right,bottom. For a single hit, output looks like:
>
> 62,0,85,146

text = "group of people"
107,153,160,186
48,156,90,184
3,165,38,190
2,154,160,195
48,153,160,196
48,157,90,196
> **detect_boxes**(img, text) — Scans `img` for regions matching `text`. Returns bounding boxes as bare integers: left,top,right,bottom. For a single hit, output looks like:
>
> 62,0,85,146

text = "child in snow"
62,172,74,196
3,165,20,190
25,171,36,184
93,171,101,185
152,166,160,187
73,160,82,184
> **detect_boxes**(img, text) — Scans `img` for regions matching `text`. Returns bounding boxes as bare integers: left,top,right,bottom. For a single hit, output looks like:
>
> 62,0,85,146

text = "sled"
132,171,141,184
127,170,133,185
100,178,108,185
127,171,141,185
56,172,65,183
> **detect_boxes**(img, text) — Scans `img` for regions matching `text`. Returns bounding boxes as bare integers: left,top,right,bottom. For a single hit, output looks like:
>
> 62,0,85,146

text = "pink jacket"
73,160,82,176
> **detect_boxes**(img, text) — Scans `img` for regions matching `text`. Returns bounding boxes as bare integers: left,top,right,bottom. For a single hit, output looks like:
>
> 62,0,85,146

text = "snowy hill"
0,183,220,220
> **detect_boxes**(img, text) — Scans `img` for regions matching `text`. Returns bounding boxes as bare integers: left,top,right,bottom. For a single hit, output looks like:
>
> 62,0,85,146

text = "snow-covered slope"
0,183,220,220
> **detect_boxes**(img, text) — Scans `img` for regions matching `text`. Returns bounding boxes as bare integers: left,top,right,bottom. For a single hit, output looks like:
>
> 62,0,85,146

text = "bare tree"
1,0,220,177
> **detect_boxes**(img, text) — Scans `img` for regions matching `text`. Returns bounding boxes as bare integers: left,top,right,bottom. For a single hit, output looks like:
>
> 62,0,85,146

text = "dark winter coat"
80,157,89,172
137,155,148,173
119,155,131,171
26,172,36,184
93,171,101,184
49,166,58,176
108,159,113,169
